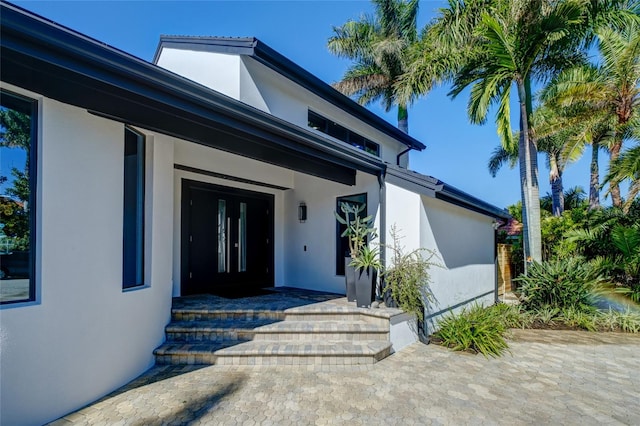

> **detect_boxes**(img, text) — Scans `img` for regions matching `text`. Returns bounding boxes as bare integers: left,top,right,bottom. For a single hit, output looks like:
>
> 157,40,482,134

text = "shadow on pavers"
130,372,247,426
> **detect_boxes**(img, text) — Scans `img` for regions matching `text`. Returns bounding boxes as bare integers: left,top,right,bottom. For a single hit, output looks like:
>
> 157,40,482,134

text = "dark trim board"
174,164,290,191
180,179,275,296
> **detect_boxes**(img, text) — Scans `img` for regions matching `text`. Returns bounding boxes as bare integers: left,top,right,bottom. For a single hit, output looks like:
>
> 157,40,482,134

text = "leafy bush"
595,309,640,333
491,303,532,329
515,258,604,310
382,226,438,321
559,306,598,331
433,304,509,358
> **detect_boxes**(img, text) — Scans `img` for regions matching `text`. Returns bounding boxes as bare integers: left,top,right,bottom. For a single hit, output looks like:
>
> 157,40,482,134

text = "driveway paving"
50,329,640,425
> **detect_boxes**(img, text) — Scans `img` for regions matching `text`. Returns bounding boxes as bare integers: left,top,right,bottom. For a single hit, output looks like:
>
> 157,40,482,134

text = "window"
123,127,145,289
335,193,367,276
0,91,37,304
308,110,380,157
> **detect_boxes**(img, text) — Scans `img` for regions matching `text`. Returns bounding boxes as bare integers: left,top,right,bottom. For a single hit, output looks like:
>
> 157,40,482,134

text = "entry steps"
154,298,396,366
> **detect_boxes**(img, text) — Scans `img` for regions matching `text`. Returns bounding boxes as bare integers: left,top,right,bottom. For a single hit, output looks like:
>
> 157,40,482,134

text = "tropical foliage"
328,0,419,132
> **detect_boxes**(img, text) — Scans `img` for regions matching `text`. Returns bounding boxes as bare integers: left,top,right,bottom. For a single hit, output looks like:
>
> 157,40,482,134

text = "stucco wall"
0,85,175,426
385,183,497,335
155,46,410,166
156,48,241,99
284,171,380,294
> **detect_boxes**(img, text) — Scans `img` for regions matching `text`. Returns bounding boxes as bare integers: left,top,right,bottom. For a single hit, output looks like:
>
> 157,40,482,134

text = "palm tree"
487,127,571,217
446,0,587,264
540,21,640,207
328,0,419,133
605,143,640,212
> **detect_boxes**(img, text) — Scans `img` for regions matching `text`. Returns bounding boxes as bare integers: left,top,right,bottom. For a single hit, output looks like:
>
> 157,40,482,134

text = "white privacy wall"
0,88,175,426
419,196,496,333
284,171,380,294
385,183,496,335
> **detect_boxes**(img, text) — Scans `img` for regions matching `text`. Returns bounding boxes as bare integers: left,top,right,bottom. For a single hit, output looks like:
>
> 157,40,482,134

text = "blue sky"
10,0,614,209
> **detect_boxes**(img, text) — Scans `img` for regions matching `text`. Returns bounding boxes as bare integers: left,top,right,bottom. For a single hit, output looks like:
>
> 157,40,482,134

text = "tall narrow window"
335,193,367,276
123,127,145,289
0,91,37,304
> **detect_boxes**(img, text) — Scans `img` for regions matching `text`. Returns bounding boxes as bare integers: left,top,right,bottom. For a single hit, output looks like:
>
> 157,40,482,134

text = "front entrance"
181,180,274,295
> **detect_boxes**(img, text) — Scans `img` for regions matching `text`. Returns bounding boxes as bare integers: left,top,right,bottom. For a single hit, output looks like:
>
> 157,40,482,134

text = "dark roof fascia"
0,2,385,178
154,36,426,151
386,165,443,198
385,165,510,220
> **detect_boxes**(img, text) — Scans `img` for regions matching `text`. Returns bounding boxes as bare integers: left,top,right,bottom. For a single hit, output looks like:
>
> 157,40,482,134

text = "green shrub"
433,304,509,358
531,305,561,326
515,258,604,310
594,309,640,333
559,306,598,331
382,226,438,321
491,303,532,329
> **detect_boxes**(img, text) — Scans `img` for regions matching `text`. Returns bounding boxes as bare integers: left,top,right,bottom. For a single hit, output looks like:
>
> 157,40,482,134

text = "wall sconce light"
298,202,307,223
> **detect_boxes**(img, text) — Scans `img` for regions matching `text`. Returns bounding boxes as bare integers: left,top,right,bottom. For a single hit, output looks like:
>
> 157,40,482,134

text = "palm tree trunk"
609,138,623,207
518,77,542,269
397,104,408,134
549,154,564,217
589,140,600,210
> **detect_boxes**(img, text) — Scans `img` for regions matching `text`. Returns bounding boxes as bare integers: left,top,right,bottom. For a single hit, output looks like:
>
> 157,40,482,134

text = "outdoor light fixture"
298,202,307,223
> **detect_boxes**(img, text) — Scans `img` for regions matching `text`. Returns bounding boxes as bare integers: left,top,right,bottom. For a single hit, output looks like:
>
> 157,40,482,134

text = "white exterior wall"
154,47,410,166
385,183,496,335
156,48,241,99
240,57,406,165
284,171,380,294
0,85,175,426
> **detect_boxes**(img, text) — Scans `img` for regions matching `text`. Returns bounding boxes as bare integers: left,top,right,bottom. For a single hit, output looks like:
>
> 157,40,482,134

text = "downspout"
377,171,386,301
396,147,411,167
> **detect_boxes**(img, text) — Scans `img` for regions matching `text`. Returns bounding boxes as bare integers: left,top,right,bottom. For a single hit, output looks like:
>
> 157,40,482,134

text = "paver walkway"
51,330,640,425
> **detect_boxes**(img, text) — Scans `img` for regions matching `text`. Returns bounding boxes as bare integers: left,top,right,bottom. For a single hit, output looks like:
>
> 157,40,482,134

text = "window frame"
0,90,38,305
335,193,368,276
122,126,146,290
308,110,380,157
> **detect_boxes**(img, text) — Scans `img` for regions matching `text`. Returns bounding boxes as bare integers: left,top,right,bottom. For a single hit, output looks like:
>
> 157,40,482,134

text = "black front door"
182,180,273,295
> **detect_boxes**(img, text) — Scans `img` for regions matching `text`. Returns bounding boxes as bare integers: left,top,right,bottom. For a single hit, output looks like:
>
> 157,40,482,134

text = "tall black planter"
344,257,357,302
355,267,376,308
383,287,398,308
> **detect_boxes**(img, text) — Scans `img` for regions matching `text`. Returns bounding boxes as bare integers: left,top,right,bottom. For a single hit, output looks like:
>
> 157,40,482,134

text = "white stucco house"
0,2,509,425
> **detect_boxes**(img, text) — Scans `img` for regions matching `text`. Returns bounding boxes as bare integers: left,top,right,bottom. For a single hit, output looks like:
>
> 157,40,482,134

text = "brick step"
284,306,388,326
165,318,281,342
252,320,388,341
171,308,285,322
154,341,393,366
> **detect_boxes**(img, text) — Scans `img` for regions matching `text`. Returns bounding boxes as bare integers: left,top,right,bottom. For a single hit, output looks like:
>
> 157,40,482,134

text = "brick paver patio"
50,329,640,425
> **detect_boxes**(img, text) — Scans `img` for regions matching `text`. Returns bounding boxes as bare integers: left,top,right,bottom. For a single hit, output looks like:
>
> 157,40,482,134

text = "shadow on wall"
422,199,491,269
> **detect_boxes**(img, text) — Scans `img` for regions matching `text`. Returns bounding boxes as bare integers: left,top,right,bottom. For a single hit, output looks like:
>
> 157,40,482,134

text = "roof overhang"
0,2,387,186
154,36,427,152
386,165,510,220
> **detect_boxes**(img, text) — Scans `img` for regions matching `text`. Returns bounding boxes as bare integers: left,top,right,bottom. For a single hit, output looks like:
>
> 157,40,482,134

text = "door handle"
238,218,242,270
226,217,231,273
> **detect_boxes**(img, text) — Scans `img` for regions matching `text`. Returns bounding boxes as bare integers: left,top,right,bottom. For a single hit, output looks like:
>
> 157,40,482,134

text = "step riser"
252,332,388,342
284,313,387,326
172,311,284,322
166,331,255,342
166,330,389,343
156,353,390,366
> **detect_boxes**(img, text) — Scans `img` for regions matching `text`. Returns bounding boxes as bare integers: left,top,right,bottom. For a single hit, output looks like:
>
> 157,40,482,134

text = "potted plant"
334,203,375,301
350,245,381,308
